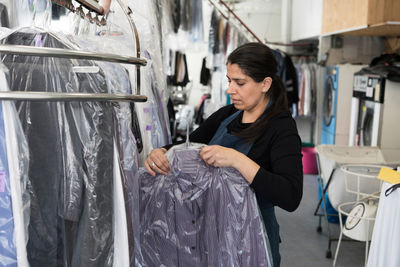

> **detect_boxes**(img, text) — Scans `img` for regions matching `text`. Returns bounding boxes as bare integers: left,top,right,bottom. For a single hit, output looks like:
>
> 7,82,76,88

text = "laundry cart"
333,164,382,267
314,145,400,258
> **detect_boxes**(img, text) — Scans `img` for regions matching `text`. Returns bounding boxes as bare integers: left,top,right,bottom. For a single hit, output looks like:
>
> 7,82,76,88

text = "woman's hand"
100,0,112,14
145,148,171,176
199,145,238,168
200,145,260,184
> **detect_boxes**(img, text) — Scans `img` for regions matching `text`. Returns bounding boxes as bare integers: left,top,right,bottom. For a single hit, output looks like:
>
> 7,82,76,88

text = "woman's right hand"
145,148,171,176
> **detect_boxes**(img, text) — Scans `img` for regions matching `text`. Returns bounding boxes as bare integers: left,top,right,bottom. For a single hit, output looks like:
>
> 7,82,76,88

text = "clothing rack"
0,3,148,266
0,0,147,102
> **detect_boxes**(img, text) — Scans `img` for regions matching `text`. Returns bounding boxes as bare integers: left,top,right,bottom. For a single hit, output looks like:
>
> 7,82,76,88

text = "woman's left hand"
199,145,238,168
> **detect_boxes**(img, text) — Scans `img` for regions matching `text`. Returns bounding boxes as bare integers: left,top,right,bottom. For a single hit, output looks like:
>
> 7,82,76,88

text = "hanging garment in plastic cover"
103,0,172,165
0,27,115,267
139,143,273,267
67,30,171,165
70,35,144,155
56,34,144,266
10,0,52,28
0,63,30,267
92,59,144,266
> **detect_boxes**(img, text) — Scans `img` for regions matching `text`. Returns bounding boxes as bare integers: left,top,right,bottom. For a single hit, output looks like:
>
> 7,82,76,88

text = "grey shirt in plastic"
139,145,272,267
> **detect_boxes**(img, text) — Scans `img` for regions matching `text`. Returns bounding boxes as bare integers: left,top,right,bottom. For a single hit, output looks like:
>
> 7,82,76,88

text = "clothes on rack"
188,0,204,43
298,63,316,117
0,98,17,267
208,10,220,55
0,68,30,267
167,50,190,87
203,8,250,117
200,57,211,86
175,104,195,134
271,50,300,115
180,0,190,32
194,93,211,125
292,56,317,117
9,0,51,28
112,141,130,267
169,0,181,33
0,27,150,266
102,0,172,165
162,0,204,43
0,3,9,27
139,144,272,267
1,28,117,267
110,72,143,265
51,2,66,20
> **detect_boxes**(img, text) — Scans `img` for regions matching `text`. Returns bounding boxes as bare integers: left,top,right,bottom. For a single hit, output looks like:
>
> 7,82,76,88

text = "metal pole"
0,91,147,102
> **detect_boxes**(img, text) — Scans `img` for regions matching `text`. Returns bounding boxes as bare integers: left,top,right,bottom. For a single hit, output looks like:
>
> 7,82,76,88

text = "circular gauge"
345,203,365,230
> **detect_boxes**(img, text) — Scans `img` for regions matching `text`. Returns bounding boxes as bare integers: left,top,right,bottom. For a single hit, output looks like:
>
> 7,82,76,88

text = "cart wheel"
316,226,322,233
326,250,332,258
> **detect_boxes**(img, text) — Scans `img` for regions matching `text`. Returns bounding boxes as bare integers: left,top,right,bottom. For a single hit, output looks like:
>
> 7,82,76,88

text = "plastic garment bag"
367,181,400,267
106,0,172,165
139,144,273,267
94,59,145,266
49,34,144,265
189,0,204,43
69,35,144,154
0,65,30,267
1,28,114,267
10,0,52,28
77,1,173,163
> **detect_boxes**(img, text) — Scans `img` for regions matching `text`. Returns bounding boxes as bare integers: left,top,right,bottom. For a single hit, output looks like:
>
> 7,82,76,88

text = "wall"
233,0,283,43
291,0,322,42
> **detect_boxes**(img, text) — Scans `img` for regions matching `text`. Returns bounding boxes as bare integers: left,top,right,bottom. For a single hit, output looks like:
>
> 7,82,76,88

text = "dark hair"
227,42,289,142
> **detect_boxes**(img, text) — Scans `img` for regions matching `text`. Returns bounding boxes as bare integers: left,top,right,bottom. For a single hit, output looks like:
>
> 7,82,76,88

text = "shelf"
321,22,400,37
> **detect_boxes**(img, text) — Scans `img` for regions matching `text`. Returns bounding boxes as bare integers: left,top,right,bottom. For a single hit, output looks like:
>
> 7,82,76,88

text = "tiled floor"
276,175,367,267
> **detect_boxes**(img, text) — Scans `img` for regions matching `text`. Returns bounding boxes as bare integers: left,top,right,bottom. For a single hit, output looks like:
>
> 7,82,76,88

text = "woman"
145,42,303,267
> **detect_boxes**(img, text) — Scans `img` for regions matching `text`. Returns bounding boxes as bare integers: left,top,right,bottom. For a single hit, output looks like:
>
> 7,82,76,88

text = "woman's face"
226,63,271,115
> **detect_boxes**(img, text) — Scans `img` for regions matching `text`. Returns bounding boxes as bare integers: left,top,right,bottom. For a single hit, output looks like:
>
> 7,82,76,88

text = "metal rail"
115,0,143,95
0,91,147,102
0,45,147,66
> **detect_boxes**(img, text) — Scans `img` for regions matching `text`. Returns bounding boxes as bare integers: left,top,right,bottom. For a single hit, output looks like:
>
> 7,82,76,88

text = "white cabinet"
290,0,322,41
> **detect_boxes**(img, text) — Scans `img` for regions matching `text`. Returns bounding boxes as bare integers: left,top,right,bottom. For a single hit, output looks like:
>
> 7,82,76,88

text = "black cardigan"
167,104,303,212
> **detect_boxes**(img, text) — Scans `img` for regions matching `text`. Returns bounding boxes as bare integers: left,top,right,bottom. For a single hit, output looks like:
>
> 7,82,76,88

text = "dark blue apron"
209,110,281,267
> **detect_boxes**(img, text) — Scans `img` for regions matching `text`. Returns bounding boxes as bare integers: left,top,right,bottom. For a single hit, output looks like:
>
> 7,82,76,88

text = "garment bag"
0,67,30,267
139,144,272,267
96,60,145,266
1,28,114,267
